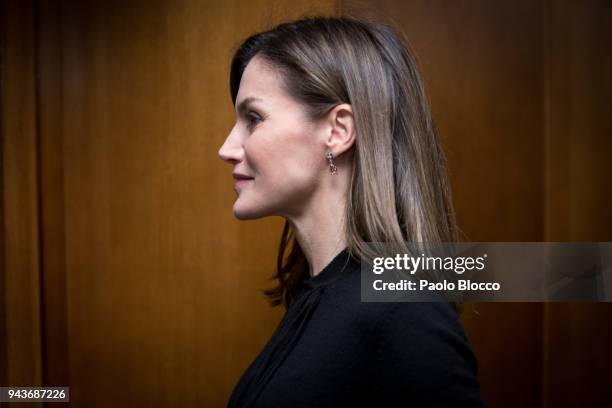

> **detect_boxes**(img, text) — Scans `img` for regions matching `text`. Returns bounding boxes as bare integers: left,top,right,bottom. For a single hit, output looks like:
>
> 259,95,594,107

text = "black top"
228,248,484,407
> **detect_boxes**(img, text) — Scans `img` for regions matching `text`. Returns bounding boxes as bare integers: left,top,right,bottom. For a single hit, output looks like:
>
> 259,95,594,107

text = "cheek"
245,133,321,190
280,143,322,199
243,136,273,176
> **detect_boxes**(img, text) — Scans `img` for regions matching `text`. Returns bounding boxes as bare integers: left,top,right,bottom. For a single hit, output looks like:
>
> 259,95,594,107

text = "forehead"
235,56,288,106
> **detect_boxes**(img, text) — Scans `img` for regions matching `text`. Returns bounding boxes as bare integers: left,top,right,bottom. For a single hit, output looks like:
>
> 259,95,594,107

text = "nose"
218,126,243,164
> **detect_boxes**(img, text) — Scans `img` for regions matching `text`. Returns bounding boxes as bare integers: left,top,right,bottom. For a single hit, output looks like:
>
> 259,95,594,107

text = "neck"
287,183,349,278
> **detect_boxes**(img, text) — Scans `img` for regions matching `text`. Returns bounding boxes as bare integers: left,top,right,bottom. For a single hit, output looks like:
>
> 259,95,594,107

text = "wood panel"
544,0,612,406
0,0,43,400
545,0,612,241
37,0,70,389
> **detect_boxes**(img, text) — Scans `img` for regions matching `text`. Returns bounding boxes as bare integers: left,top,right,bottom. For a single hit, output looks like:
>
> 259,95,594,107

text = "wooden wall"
1,0,611,406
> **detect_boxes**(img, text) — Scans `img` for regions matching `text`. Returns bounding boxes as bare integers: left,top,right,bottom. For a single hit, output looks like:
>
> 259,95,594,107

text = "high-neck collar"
302,247,359,289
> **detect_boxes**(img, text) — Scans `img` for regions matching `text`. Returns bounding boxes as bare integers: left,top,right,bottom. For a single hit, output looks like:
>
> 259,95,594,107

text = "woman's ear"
325,103,355,157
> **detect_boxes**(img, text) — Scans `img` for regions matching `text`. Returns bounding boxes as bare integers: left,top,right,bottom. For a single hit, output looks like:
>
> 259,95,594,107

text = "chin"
233,201,268,220
233,209,258,220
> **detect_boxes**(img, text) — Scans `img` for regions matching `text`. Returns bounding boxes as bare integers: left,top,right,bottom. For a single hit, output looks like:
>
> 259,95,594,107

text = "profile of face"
218,56,336,220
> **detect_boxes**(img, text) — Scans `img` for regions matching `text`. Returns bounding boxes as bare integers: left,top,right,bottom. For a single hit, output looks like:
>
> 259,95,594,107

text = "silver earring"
325,150,337,175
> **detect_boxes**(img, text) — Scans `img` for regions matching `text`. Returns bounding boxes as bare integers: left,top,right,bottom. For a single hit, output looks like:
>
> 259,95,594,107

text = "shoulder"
320,258,483,405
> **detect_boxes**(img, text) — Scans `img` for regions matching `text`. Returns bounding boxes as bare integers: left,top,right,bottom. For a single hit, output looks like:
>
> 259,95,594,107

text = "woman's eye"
246,112,262,129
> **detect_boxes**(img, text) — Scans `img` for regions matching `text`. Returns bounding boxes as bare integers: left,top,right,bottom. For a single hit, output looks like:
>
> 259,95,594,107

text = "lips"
232,172,254,180
232,171,253,194
234,179,252,193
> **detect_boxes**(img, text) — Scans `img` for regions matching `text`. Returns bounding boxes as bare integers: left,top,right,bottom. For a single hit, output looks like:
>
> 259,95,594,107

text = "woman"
218,16,484,407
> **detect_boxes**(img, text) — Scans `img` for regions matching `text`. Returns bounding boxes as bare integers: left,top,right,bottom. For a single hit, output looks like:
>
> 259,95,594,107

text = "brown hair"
229,16,461,312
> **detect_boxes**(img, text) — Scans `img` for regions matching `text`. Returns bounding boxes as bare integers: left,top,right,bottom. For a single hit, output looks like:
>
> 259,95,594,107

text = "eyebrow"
235,96,263,116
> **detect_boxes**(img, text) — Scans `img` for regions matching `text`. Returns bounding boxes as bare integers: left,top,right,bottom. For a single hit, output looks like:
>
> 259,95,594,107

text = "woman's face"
218,56,327,220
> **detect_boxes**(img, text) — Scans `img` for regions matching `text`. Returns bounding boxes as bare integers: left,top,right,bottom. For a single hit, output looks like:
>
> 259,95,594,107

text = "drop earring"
325,150,338,175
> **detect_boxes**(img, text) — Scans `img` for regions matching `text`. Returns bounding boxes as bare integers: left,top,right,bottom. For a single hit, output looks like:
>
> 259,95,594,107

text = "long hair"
229,16,461,312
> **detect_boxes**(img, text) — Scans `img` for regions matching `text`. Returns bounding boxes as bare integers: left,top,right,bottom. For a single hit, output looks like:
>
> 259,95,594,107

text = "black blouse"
228,248,484,407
